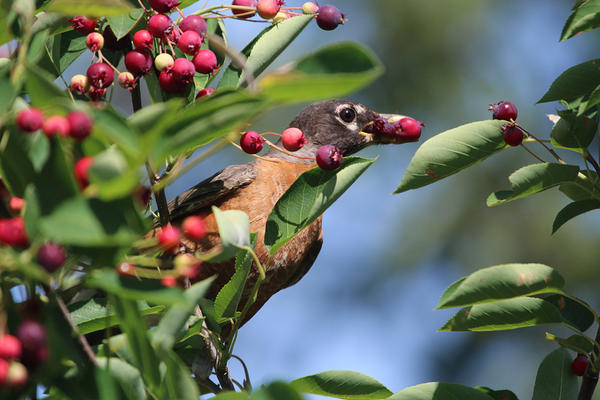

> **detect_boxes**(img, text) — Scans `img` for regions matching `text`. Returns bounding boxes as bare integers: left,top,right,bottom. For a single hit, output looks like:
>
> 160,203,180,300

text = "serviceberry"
8,197,24,214
316,4,345,30
240,131,265,154
85,32,104,52
159,70,186,93
37,242,67,272
17,320,46,352
282,127,308,151
232,0,257,18
175,254,203,280
67,111,93,140
0,335,22,360
134,186,151,208
16,107,44,132
182,215,207,241
125,49,153,75
302,1,319,14
177,30,203,55
5,362,27,389
133,29,153,50
490,101,518,121
158,225,181,251
161,275,179,287
396,117,423,141
42,115,70,138
503,124,524,146
257,0,284,19
0,359,7,386
148,14,173,38
180,15,208,36
70,74,89,95
69,16,97,35
172,58,196,83
116,262,136,276
155,53,175,71
88,86,106,101
316,144,343,170
118,71,137,91
0,218,28,247
86,62,114,89
571,353,589,376
196,88,215,99
73,156,93,189
149,0,181,13
192,49,218,74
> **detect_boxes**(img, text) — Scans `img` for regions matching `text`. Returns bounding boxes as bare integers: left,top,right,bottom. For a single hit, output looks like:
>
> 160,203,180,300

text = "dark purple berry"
149,0,181,13
86,62,114,89
172,58,196,84
37,242,67,272
491,101,518,121
17,320,45,352
571,353,589,376
125,49,153,76
16,108,44,132
316,4,344,30
179,15,208,36
232,0,257,18
159,70,187,93
192,49,218,74
67,111,93,140
240,131,265,154
177,31,203,55
503,124,524,146
316,145,343,170
148,14,173,38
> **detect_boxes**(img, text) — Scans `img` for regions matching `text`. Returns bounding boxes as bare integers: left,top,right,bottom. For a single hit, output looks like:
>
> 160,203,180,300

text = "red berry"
5,362,27,388
155,53,175,71
85,32,104,52
159,70,186,93
116,262,136,276
192,49,218,74
257,0,283,19
42,115,70,138
370,117,395,137
8,197,24,214
316,144,343,170
232,0,257,18
167,27,181,44
182,216,207,241
282,127,307,151
118,72,137,91
503,124,524,146
134,186,151,208
316,4,345,30
88,86,106,101
16,108,44,132
195,88,215,99
0,218,28,247
133,29,153,50
148,14,173,38
177,30,203,55
571,353,589,376
21,344,47,369
86,62,114,89
175,254,202,280
17,320,45,352
491,101,518,121
73,156,93,189
70,74,89,95
0,335,22,360
240,131,265,154
0,359,8,386
37,242,67,272
161,275,179,287
302,2,319,14
125,49,153,76
179,15,207,36
172,58,196,83
149,0,181,13
395,117,423,141
67,111,93,140
69,16,97,35
158,225,181,250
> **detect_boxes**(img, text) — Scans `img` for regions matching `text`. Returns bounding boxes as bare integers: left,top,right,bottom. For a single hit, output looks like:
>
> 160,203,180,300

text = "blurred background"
75,0,600,398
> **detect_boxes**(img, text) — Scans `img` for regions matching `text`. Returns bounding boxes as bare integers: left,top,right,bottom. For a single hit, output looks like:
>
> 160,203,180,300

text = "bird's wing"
167,162,258,222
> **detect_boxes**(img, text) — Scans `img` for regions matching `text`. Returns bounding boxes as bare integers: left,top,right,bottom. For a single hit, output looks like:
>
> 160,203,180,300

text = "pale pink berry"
281,127,307,151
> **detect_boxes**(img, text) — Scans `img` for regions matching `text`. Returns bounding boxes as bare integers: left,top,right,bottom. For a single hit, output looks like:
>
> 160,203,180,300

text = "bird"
162,99,415,325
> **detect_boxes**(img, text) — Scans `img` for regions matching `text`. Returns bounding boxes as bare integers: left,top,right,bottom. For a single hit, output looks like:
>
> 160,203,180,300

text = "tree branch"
578,325,600,400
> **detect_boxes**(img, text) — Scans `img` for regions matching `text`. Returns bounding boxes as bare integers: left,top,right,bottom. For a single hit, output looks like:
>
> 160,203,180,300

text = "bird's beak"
360,113,422,144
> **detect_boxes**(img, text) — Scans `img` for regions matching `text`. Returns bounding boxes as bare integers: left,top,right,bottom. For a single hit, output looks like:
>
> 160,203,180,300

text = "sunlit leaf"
47,0,132,17
388,382,493,400
291,370,393,400
546,333,594,354
561,0,600,41
538,59,600,103
106,8,143,39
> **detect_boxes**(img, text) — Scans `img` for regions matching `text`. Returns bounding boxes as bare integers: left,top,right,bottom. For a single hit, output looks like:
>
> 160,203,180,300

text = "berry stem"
519,142,546,163
513,121,566,164
137,0,148,11
262,137,316,160
585,151,600,180
97,51,121,74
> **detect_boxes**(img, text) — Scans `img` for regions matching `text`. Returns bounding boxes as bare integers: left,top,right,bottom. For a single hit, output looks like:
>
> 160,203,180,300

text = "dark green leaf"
23,185,40,238
561,0,600,41
27,29,49,64
291,370,393,400
208,207,250,262
158,349,200,400
395,120,506,193
47,0,132,16
559,170,600,202
96,357,146,400
439,297,563,332
265,157,375,255
543,294,595,332
553,199,600,233
94,366,122,400
487,163,579,207
550,112,597,152
388,382,493,400
143,70,165,104
28,132,50,172
437,263,565,309
260,42,384,104
254,382,305,400
475,387,519,400
52,29,87,74
25,65,68,111
89,146,141,200
546,333,594,354
211,392,251,400
532,348,578,400
539,59,600,103
92,106,141,158
0,128,37,197
577,84,600,115
0,76,16,114
106,8,143,39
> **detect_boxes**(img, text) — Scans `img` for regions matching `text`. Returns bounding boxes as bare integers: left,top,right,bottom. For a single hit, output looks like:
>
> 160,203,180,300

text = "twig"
585,152,600,180
519,142,546,163
514,121,566,164
578,325,600,400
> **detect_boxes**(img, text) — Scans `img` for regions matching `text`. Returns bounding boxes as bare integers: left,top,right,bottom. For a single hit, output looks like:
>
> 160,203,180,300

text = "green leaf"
260,42,384,104
559,170,600,202
265,157,375,255
51,29,87,74
220,15,313,88
475,387,519,400
561,0,600,41
395,120,507,193
158,349,200,400
539,59,600,103
291,370,393,400
487,163,579,206
546,333,594,354
437,263,565,309
0,128,37,197
254,382,305,400
25,65,68,111
214,234,257,321
532,348,578,400
439,297,563,332
47,0,132,16
94,366,122,400
552,199,600,233
27,29,49,64
211,392,251,400
550,112,597,152
209,207,250,262
88,146,141,200
106,8,143,40
96,357,146,400
388,382,493,400
92,101,141,158
543,294,595,332
0,77,16,115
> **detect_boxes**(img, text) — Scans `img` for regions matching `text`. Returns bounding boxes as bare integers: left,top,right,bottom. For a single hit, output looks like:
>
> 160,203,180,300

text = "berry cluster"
489,101,525,146
363,116,424,142
16,107,93,141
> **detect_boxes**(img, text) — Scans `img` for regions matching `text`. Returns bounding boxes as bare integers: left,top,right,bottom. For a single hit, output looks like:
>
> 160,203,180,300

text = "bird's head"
268,99,421,161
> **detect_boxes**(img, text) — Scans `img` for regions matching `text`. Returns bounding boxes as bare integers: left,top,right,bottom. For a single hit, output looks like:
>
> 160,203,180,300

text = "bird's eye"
339,107,356,123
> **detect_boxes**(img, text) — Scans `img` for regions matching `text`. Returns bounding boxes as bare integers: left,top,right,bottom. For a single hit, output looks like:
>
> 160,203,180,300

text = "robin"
164,99,415,324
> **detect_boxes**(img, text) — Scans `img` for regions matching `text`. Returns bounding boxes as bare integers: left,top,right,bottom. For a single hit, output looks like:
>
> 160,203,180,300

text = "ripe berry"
70,74,89,95
172,58,196,83
179,15,207,36
316,145,343,170
8,197,24,214
0,218,28,247
133,29,153,50
240,131,265,154
85,32,104,52
0,359,7,386
571,353,589,376
491,101,518,121
167,28,181,44
118,72,137,91
16,107,44,132
196,88,215,99
370,117,395,137
116,262,136,276
0,335,22,360
182,216,207,241
232,0,257,18
69,16,97,35
148,14,173,38
396,117,423,141
88,86,106,101
161,275,179,287
316,4,344,30
257,0,283,19
155,53,175,71
37,242,67,272
125,49,153,76
149,0,181,13
42,115,70,138
192,49,218,74
178,31,203,55
175,254,202,280
159,70,186,93
67,111,93,140
503,124,524,146
5,362,27,389
134,186,151,208
73,156,93,189
17,320,45,352
86,62,114,89
302,1,319,14
158,225,181,251
282,127,307,151
21,344,47,369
